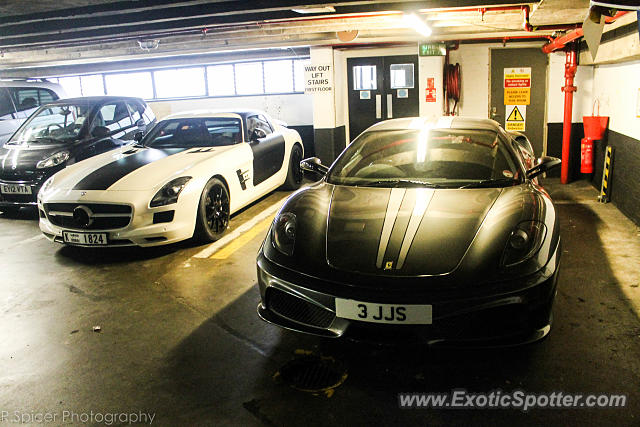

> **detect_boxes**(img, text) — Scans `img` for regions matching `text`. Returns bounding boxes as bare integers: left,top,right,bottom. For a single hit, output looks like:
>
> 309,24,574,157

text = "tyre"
193,177,230,243
282,144,303,190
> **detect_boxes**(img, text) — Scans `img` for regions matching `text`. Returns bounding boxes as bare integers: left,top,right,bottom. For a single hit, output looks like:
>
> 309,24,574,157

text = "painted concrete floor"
1,178,639,426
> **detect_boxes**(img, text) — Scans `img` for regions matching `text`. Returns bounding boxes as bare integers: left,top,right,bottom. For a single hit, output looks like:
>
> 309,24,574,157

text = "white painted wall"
448,43,491,118
548,53,640,141
546,51,595,123
147,93,313,126
591,60,640,139
418,56,444,118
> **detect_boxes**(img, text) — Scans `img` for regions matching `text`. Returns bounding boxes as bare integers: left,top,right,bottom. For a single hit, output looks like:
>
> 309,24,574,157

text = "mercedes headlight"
150,176,191,208
501,220,547,267
36,151,70,169
271,212,296,256
38,176,55,203
40,176,54,193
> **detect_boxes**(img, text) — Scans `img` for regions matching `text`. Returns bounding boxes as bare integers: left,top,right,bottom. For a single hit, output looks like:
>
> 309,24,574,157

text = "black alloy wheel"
194,177,230,242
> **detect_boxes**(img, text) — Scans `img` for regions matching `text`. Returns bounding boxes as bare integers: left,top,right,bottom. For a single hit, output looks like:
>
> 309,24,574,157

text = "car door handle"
387,94,393,119
375,94,381,119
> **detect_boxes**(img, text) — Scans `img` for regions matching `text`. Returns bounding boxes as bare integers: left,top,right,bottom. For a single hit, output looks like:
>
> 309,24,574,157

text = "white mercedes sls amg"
38,109,304,247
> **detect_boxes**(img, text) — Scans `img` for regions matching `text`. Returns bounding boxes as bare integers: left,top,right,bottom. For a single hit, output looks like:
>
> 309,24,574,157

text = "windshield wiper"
34,136,59,143
458,177,518,189
358,179,445,188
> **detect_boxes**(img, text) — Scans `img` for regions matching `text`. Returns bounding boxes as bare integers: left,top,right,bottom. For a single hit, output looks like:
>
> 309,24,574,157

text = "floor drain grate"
275,351,348,395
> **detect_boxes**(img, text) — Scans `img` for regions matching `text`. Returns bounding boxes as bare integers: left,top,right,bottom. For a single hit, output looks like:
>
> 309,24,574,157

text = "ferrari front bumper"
256,243,560,346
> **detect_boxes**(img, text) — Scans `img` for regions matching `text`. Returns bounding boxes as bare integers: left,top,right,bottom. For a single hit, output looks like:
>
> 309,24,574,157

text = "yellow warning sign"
504,88,530,105
507,106,524,121
505,105,526,131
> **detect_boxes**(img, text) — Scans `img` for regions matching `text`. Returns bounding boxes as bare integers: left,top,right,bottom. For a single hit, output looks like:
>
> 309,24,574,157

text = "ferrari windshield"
327,128,521,188
8,103,92,145
143,117,242,148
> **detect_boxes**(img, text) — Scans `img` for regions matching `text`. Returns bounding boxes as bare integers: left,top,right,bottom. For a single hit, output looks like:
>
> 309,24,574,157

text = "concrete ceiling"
0,0,593,75
0,0,125,17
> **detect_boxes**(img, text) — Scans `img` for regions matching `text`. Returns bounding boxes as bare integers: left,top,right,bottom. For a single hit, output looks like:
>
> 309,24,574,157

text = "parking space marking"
192,200,282,259
210,216,273,259
0,233,45,253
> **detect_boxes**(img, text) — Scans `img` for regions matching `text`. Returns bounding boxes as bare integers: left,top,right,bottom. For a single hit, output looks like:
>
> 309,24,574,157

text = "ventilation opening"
275,351,348,395
153,210,175,224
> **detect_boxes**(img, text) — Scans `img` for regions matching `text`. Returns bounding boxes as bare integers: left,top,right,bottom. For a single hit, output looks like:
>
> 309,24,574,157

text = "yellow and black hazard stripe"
598,146,613,203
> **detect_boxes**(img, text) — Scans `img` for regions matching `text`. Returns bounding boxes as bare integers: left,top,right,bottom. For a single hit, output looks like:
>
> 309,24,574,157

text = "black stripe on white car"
73,148,185,191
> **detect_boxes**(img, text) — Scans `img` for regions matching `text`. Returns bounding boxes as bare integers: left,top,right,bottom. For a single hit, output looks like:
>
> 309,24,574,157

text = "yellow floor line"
210,216,274,259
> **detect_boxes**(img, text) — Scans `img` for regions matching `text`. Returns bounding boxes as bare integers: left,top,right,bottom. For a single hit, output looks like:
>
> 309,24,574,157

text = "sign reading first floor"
304,63,333,94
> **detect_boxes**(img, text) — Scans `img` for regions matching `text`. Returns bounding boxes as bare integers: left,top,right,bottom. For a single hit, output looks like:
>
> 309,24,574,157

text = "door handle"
375,94,381,119
490,106,498,120
387,94,393,119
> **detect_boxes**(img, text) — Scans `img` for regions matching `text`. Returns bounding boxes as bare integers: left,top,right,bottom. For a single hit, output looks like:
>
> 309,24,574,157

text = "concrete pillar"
418,55,445,118
309,46,345,165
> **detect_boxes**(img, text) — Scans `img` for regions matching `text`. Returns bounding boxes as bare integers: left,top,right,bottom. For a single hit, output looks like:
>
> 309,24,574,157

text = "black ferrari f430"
257,116,561,346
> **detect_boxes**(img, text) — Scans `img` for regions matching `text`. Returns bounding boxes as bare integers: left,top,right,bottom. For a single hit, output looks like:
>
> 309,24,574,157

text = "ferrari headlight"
501,220,547,267
271,212,296,256
36,150,69,169
150,176,191,208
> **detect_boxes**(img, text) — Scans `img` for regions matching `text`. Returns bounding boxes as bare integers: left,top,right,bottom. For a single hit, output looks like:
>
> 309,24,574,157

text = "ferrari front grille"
266,287,335,329
44,203,132,230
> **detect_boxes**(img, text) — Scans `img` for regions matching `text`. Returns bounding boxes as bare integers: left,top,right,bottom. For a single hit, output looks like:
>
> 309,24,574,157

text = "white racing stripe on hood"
396,188,435,269
375,188,405,269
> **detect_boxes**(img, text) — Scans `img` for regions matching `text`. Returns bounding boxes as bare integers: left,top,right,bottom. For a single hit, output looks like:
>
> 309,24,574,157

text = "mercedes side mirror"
527,156,561,180
300,157,329,178
250,128,267,142
91,126,110,139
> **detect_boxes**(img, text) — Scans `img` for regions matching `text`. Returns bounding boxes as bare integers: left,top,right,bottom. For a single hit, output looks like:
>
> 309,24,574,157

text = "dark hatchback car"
0,96,156,212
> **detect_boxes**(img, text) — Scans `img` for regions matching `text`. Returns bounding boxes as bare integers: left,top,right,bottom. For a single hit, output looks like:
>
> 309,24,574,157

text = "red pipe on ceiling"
542,11,629,53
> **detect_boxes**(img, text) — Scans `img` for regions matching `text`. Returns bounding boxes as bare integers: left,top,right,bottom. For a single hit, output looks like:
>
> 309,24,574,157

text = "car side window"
247,115,273,139
258,115,274,132
0,88,16,119
141,103,156,125
38,89,58,103
7,87,59,114
94,101,133,138
10,88,38,113
126,101,142,124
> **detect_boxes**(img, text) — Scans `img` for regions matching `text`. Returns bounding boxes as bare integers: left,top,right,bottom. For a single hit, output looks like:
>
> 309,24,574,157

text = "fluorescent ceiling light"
292,6,336,14
403,13,432,38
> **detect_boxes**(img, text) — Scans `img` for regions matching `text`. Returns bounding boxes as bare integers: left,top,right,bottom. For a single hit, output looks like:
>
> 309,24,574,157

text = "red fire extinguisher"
581,137,594,174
